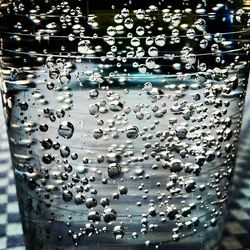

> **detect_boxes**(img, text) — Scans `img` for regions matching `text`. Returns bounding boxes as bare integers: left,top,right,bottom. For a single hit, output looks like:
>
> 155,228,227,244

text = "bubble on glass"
93,128,103,139
60,146,71,158
49,68,60,80
113,225,124,239
58,121,74,139
89,103,99,115
155,35,166,47
131,37,141,47
186,29,196,39
59,72,71,85
194,18,206,31
136,9,145,20
114,14,123,24
126,125,139,139
62,190,73,202
148,47,158,57
124,18,134,29
146,37,154,46
78,40,91,54
136,26,145,36
107,26,117,36
109,101,124,112
85,197,97,209
121,8,130,17
108,163,121,179
89,89,99,99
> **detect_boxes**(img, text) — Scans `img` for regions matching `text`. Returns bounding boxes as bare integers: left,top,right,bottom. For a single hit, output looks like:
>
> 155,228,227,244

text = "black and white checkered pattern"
1,101,250,250
0,112,25,250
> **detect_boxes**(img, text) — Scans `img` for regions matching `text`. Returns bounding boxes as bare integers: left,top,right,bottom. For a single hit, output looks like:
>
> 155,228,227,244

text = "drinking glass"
0,0,249,249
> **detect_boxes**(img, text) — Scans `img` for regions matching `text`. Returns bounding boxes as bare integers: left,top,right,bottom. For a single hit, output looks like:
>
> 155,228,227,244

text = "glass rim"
1,47,247,59
1,11,249,18
0,27,249,39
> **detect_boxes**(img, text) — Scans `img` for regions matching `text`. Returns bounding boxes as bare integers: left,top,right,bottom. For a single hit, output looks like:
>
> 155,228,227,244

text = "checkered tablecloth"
1,97,250,250
0,114,25,250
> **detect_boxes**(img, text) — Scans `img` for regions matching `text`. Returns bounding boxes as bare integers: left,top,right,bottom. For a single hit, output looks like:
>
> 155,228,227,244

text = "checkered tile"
1,99,250,249
0,112,25,250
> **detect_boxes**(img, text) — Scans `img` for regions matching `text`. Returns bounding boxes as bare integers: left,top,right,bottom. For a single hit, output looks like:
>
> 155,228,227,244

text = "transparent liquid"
0,0,249,249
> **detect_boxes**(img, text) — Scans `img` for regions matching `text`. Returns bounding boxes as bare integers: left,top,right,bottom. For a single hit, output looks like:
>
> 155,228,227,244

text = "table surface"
1,90,250,250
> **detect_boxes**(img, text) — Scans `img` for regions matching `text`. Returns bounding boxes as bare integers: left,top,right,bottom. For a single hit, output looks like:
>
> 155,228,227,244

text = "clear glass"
0,0,249,249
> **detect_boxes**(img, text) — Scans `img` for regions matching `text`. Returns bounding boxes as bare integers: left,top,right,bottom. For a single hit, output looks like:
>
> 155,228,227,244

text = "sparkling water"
0,0,249,249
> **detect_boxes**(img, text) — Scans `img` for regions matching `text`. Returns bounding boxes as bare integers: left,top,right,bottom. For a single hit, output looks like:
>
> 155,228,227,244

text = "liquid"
0,0,249,249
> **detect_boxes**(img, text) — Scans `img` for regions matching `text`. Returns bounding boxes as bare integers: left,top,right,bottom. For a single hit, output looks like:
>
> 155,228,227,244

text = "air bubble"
93,129,103,139
108,163,121,179
124,18,134,29
89,89,99,99
58,121,74,139
60,146,70,158
89,104,99,115
126,126,139,139
103,208,117,223
113,225,124,239
62,190,73,202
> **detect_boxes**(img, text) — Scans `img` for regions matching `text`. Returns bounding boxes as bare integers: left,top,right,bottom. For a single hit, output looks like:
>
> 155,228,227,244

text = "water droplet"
146,37,154,46
145,58,156,69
